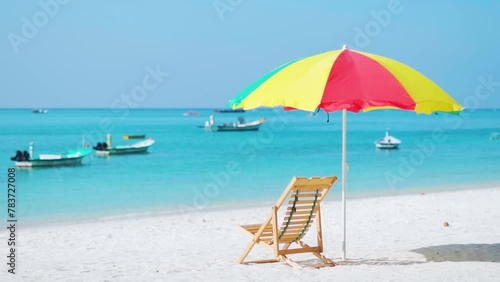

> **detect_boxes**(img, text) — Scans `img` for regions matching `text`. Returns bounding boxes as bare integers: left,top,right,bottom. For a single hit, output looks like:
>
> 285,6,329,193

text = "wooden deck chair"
236,176,338,268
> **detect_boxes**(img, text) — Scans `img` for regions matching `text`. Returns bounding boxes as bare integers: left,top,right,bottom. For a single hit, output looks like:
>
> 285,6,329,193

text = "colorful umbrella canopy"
228,46,463,114
227,45,464,260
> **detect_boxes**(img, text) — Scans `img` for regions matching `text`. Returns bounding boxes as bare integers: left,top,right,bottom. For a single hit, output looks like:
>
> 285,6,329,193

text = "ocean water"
0,108,499,225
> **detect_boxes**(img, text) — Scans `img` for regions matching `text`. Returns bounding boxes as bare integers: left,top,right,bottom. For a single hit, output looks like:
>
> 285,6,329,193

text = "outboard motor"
93,142,102,150
10,150,22,161
22,151,29,161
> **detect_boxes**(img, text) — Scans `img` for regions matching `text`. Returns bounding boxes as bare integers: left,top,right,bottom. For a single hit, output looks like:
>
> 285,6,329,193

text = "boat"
214,108,245,113
122,134,146,140
203,116,265,132
10,142,91,168
32,109,48,114
183,110,201,116
93,134,155,156
375,130,401,149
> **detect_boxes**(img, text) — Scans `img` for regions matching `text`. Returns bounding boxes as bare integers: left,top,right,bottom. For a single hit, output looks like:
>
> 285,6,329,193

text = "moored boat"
214,108,245,113
93,134,155,156
32,109,48,114
375,130,401,149
183,110,201,116
203,116,265,132
122,134,146,140
11,142,91,168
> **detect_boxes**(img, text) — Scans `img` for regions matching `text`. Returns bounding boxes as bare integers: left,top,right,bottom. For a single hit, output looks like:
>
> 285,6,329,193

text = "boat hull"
204,119,264,132
94,139,155,156
375,143,399,149
15,156,85,167
375,130,401,150
214,109,245,113
216,124,260,131
95,147,150,156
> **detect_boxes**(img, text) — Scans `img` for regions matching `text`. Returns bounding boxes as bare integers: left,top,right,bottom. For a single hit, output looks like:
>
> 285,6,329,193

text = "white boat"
183,110,201,116
32,109,48,114
375,130,401,149
203,116,265,132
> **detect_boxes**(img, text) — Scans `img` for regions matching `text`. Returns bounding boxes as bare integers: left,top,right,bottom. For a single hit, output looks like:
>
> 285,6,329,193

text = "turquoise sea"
1,108,499,225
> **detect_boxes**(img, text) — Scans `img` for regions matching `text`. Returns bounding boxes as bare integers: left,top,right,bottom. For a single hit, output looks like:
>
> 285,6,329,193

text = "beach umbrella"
227,45,464,260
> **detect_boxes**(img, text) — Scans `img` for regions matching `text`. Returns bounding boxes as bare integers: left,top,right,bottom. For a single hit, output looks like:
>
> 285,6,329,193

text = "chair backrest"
275,176,337,243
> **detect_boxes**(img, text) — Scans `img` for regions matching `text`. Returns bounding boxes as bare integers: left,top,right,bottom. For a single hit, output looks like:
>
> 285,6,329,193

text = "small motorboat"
183,110,201,116
93,134,155,156
32,109,48,114
202,116,264,132
375,130,401,149
122,134,146,140
214,108,245,113
11,142,91,168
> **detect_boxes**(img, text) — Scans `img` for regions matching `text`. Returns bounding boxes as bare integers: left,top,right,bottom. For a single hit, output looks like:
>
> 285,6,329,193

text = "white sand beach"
1,187,499,282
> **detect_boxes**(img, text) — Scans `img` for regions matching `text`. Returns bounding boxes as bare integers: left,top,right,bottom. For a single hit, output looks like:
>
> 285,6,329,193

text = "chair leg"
311,252,336,266
237,240,257,264
243,258,280,264
296,240,335,267
237,214,274,264
280,255,302,268
277,243,301,268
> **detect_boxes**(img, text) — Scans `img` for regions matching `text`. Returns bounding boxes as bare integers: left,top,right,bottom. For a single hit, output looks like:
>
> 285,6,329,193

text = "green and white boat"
93,135,155,156
203,117,265,132
11,142,92,168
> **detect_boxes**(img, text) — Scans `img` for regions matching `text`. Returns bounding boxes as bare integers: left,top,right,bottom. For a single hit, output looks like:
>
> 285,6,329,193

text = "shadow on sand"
336,258,425,266
334,244,500,266
410,243,500,263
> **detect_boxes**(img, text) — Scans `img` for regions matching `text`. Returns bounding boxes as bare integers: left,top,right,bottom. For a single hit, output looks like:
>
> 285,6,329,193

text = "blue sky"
1,0,499,108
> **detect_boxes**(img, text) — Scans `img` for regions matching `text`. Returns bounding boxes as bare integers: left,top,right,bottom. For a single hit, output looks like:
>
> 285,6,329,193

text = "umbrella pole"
341,109,347,260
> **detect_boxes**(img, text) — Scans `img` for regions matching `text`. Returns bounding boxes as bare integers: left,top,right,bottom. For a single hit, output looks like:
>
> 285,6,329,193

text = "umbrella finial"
342,44,348,50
